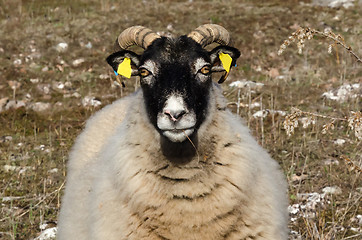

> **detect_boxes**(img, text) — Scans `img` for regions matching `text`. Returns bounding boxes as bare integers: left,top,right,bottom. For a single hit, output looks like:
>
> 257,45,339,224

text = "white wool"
57,84,288,240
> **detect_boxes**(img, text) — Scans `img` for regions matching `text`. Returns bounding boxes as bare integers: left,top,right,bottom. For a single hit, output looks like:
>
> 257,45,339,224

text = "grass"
0,0,361,239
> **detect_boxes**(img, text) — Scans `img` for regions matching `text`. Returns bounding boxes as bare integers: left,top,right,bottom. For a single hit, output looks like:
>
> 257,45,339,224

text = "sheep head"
106,25,240,145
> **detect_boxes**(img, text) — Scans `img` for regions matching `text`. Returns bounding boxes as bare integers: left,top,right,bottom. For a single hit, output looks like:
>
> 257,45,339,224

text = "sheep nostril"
164,110,186,122
173,110,186,120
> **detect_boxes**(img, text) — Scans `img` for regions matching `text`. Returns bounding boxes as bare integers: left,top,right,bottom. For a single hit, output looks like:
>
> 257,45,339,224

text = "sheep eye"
199,66,211,75
139,69,150,77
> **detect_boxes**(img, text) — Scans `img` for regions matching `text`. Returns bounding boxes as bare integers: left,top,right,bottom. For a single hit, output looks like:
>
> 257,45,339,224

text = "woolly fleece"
57,84,288,240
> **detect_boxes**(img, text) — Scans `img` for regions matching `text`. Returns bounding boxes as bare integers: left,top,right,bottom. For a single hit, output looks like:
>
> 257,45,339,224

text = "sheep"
57,24,288,240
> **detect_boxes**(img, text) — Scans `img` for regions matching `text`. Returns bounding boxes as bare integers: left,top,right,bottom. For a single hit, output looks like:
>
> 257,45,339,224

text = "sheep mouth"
161,128,195,142
163,127,194,132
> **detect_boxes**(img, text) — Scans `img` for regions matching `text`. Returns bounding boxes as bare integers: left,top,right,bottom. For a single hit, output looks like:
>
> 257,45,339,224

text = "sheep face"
107,36,240,143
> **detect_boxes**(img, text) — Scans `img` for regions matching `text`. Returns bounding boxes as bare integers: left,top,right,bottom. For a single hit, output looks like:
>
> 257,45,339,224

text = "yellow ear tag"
219,53,232,73
117,57,132,78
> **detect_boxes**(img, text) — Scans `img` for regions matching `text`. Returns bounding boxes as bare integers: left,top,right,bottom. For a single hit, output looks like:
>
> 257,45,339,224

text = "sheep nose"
164,110,186,122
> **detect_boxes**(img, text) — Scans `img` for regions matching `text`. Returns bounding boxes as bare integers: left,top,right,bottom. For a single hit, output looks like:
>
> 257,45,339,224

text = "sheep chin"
162,128,194,142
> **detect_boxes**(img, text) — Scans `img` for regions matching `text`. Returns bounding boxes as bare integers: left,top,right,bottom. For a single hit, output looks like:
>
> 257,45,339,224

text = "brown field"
0,0,361,239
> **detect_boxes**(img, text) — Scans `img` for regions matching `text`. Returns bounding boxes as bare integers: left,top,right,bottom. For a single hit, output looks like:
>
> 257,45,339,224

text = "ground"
0,0,361,239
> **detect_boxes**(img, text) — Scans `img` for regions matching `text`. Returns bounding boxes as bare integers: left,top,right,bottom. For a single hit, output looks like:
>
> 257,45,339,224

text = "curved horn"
187,24,231,47
117,26,161,49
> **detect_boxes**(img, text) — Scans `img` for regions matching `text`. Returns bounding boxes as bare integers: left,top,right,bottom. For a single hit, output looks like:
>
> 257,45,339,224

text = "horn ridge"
187,24,230,47
135,27,148,49
117,26,160,50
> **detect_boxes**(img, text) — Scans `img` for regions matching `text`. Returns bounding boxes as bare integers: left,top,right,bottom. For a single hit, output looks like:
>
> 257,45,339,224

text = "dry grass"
0,0,361,239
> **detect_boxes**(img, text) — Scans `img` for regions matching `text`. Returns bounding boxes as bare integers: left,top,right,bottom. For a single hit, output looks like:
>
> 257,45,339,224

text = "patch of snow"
329,0,355,8
4,136,13,142
99,74,109,79
4,165,34,174
29,102,51,112
39,224,48,230
48,168,58,174
357,215,362,226
312,0,356,8
276,75,287,80
333,15,341,20
0,97,9,112
253,110,268,118
252,109,286,119
2,197,13,202
4,100,26,111
294,192,327,218
350,227,360,233
288,204,300,215
167,24,174,31
322,83,361,102
255,65,262,72
72,92,81,98
34,145,46,151
352,83,360,89
13,59,22,66
72,58,85,67
55,82,65,89
55,42,68,52
229,80,264,90
37,84,51,95
334,139,346,145
82,96,102,107
271,110,287,116
324,159,340,165
290,187,347,223
322,186,342,195
34,227,57,240
249,102,260,109
64,92,81,99
2,196,24,202
0,136,13,142
112,81,121,88
290,230,302,240
64,81,72,87
85,42,93,49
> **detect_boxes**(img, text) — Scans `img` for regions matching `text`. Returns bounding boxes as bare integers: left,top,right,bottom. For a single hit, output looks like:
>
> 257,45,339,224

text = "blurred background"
0,0,361,239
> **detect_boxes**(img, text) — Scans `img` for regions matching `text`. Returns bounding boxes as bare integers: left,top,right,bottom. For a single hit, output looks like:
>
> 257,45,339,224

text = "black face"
139,36,212,132
107,35,240,144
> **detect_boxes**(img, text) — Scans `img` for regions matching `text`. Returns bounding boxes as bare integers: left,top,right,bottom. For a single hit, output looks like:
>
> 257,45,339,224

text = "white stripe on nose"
163,95,187,122
157,93,196,142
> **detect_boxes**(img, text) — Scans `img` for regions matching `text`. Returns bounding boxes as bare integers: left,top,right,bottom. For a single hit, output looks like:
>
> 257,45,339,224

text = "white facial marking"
194,58,209,74
140,60,158,75
157,93,196,142
164,95,185,115
139,60,158,85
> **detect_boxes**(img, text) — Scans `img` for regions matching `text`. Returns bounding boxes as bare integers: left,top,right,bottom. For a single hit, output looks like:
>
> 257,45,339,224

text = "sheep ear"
106,51,140,78
209,46,240,83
